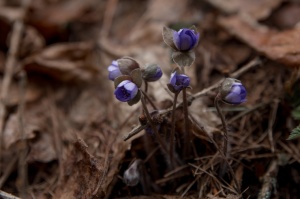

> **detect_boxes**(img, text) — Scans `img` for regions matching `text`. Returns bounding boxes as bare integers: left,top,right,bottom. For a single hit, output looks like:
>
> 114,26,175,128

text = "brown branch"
0,0,31,176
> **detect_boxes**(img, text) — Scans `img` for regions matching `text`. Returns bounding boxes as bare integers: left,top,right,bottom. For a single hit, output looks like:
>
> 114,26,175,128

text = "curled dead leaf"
219,15,300,67
23,42,99,82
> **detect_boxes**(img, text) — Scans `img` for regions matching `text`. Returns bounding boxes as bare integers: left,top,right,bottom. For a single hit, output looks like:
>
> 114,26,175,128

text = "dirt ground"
0,0,300,198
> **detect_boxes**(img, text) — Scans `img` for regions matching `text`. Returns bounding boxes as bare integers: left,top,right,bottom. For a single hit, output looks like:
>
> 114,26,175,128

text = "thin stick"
100,0,119,38
0,190,21,199
170,92,178,165
0,0,31,175
267,99,279,153
17,71,28,198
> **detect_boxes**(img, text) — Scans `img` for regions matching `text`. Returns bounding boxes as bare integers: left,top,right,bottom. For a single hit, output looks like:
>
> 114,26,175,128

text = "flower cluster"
108,57,163,105
106,25,248,190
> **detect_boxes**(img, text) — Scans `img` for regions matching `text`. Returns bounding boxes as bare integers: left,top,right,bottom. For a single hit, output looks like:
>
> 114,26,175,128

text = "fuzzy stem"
140,95,169,155
182,88,190,158
170,92,178,166
140,89,157,110
214,94,229,175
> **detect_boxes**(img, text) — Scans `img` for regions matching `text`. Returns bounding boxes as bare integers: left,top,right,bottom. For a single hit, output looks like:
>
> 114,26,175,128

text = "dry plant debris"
0,0,299,199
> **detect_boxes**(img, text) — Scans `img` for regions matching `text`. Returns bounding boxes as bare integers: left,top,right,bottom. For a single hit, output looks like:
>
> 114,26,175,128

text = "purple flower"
108,61,122,81
142,64,163,82
114,80,138,102
173,28,199,51
223,82,247,105
169,71,190,91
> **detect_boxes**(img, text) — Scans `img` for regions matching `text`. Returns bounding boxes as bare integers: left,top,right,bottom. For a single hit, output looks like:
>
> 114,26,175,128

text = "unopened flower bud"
173,28,199,51
167,71,190,92
142,64,163,82
219,78,247,105
123,160,141,186
117,57,140,75
108,60,122,81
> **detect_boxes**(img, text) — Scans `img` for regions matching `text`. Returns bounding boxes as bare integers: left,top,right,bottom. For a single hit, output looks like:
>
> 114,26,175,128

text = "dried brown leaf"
2,114,37,149
207,0,282,20
53,138,104,199
27,131,57,163
219,15,300,67
23,42,99,82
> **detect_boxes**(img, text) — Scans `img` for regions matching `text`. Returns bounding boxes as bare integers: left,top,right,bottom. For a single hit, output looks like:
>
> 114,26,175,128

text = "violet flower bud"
220,78,247,105
169,71,190,92
142,64,163,82
114,80,138,102
173,28,200,51
108,60,122,81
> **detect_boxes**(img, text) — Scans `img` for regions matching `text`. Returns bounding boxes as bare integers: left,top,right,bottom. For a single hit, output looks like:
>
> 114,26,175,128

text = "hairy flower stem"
182,88,190,157
170,92,178,166
180,66,190,158
214,94,229,176
140,95,169,156
140,89,157,110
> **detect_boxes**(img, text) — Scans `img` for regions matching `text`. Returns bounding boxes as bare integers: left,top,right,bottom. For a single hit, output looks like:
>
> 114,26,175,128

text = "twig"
17,71,28,198
267,99,279,153
0,0,31,175
100,0,119,38
123,124,148,141
0,190,21,199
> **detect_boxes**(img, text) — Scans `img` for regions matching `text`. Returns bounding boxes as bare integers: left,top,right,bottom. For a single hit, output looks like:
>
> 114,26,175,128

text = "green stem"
170,92,178,166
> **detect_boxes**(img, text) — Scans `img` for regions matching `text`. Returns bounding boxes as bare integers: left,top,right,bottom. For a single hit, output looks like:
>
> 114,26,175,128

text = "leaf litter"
0,0,300,198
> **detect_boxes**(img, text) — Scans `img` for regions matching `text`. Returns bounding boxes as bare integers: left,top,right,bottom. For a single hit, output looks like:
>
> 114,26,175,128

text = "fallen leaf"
219,15,300,67
23,42,99,82
53,138,104,199
27,131,57,163
2,114,37,149
207,0,282,20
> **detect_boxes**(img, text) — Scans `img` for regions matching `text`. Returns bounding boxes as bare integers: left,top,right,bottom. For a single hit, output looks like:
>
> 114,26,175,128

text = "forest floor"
0,0,300,198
